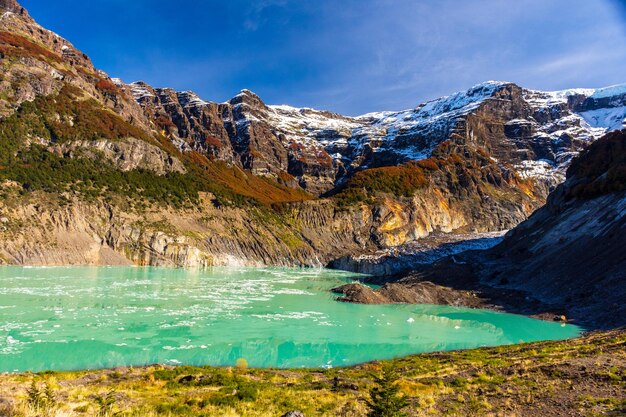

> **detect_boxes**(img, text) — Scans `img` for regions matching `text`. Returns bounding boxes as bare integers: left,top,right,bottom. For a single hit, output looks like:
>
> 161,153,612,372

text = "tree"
366,365,409,417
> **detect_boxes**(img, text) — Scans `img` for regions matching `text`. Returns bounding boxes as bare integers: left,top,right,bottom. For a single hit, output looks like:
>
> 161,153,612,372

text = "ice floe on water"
0,266,580,372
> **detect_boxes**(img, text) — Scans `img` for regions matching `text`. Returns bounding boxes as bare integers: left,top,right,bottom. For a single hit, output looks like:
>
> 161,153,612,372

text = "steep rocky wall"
0,176,537,269
0,7,152,129
49,138,186,174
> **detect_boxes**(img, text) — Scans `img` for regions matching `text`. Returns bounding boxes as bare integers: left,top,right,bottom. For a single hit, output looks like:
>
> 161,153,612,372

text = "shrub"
95,78,119,95
415,158,440,171
155,115,177,132
235,380,259,401
95,390,116,417
26,380,56,412
0,32,62,64
332,163,428,205
235,358,249,370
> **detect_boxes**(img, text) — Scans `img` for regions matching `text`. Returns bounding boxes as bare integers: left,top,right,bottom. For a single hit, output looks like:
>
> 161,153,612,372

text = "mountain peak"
235,89,261,99
0,0,27,15
229,89,266,108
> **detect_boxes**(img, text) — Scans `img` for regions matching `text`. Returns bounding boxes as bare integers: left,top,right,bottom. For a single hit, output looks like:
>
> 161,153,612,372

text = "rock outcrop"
49,138,186,175
0,0,27,14
333,281,483,307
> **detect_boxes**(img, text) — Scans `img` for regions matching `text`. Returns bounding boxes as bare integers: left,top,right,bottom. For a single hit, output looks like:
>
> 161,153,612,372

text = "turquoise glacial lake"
0,266,580,372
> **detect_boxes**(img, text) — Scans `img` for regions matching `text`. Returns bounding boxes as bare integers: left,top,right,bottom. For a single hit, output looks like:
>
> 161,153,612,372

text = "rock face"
0,2,150,126
476,130,626,328
353,130,626,329
0,0,26,14
49,138,186,175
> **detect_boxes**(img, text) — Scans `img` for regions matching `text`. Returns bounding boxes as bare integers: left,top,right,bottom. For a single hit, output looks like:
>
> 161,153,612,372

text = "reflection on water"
0,266,580,372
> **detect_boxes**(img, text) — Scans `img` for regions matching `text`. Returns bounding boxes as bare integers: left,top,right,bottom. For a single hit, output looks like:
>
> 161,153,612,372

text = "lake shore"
0,329,624,417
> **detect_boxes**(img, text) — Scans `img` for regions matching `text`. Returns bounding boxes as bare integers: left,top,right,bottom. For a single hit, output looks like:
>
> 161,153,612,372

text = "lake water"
0,266,580,372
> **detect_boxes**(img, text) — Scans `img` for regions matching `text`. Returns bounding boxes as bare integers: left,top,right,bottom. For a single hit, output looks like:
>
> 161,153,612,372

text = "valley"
0,1,624,270
0,0,624,416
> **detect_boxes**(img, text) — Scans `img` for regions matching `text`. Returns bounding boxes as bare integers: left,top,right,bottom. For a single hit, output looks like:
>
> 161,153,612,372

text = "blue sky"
20,0,626,115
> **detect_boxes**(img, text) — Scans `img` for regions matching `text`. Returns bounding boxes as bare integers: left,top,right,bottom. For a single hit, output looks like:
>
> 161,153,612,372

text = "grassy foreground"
0,331,624,417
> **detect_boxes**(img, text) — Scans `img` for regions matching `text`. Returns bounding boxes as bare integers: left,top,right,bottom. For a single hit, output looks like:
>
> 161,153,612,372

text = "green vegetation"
0,85,152,148
0,86,312,209
0,85,199,207
0,145,201,207
0,330,623,417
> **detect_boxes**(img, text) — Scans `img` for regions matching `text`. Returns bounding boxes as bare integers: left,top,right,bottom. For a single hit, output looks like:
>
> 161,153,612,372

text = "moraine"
0,266,580,373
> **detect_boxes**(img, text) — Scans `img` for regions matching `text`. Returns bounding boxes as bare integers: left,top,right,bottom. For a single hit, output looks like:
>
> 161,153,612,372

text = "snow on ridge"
417,80,509,114
524,87,596,108
129,82,155,101
177,91,208,108
124,79,623,183
264,103,360,149
230,89,259,101
257,81,514,163
591,84,626,99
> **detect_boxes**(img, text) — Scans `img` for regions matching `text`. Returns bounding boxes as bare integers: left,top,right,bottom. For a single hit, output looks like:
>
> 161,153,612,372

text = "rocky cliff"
0,0,624,269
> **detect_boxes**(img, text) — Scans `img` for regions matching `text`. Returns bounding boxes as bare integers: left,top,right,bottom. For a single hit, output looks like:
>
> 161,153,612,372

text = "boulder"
281,412,305,417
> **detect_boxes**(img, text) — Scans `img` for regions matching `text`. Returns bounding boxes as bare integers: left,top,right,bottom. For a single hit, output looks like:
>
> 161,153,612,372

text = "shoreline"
2,328,585,376
0,330,623,417
333,268,576,326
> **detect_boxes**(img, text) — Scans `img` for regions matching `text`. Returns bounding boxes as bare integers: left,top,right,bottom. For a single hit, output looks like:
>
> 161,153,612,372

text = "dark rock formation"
333,281,483,307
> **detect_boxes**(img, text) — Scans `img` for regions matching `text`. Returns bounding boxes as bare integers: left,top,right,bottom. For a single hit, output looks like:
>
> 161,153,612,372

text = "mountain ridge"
118,76,626,194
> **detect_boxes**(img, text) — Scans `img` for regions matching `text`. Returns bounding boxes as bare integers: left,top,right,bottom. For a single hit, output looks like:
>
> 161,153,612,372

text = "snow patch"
579,107,626,131
129,82,155,101
177,91,208,108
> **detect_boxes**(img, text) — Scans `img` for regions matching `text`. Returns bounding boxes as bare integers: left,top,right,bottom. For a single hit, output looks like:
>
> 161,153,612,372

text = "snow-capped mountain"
123,79,626,194
2,0,623,197
1,0,625,269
